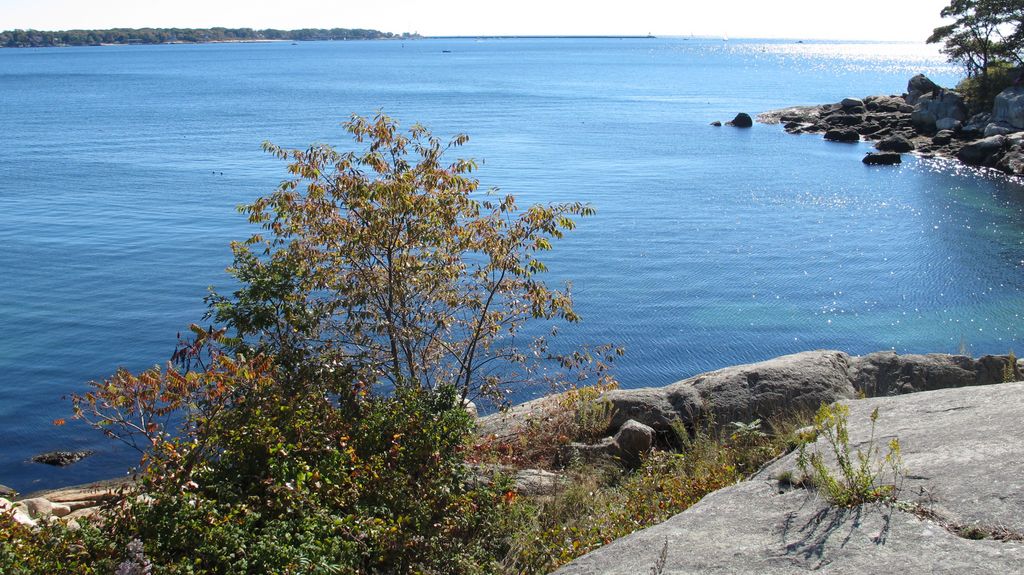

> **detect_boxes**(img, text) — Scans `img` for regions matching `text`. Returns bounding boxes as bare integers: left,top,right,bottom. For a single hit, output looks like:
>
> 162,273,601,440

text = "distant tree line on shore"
0,27,416,48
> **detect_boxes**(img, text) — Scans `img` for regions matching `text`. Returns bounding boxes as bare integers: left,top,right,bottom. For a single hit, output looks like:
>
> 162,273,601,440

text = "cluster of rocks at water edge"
754,73,1024,174
0,479,128,531
710,112,754,128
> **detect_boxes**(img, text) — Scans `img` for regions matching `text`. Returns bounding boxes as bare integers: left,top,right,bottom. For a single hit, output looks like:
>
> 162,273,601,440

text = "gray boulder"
848,351,1011,397
0,485,14,498
864,95,906,113
466,464,565,496
875,135,914,153
559,437,619,466
604,386,700,432
905,73,940,105
911,90,967,133
863,152,902,166
18,497,53,518
727,113,753,128
932,130,955,145
480,351,1020,454
823,128,860,142
841,97,864,109
757,106,820,125
856,122,883,136
996,145,1024,175
560,420,656,468
934,117,961,132
613,419,655,463
956,134,1007,166
554,383,1024,574
961,111,992,137
991,86,1024,129
983,122,1017,137
609,351,857,433
685,350,855,426
824,113,863,126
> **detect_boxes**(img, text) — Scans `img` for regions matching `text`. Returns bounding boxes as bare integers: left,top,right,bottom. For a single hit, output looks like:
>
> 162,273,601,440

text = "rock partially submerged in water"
31,450,94,466
875,134,915,153
726,113,753,128
824,127,860,142
863,152,901,165
957,135,1007,166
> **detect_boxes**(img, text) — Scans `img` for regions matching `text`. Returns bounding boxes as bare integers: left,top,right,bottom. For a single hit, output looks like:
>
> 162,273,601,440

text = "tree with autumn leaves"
55,113,615,574
205,113,614,404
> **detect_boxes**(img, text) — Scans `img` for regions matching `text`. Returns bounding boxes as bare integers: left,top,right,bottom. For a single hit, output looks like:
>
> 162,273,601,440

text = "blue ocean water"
0,38,1021,492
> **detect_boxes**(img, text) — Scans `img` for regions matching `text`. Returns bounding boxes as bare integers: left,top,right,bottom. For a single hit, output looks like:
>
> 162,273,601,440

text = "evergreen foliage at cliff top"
0,27,416,48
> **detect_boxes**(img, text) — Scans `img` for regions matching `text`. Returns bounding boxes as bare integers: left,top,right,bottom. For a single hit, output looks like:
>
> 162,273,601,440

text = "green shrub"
797,404,904,508
956,62,1019,114
0,515,118,574
109,380,512,574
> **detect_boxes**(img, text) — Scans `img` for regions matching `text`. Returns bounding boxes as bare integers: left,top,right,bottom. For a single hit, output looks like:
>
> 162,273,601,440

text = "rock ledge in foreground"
555,382,1024,574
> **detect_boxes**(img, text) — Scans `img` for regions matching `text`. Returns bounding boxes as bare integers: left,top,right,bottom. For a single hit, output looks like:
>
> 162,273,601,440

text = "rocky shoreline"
480,349,1021,447
756,74,1024,176
4,349,1021,560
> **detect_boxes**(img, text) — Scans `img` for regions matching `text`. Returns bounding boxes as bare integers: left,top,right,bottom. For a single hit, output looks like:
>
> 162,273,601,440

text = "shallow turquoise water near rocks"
0,38,1020,491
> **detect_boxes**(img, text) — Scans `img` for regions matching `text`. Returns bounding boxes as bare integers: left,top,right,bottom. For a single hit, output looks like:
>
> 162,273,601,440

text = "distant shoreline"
0,27,414,49
426,35,656,39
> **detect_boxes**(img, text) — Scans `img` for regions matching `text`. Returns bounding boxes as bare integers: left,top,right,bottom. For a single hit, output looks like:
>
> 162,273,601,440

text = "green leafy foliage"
68,352,513,574
928,1,1024,108
956,60,1020,113
0,516,118,574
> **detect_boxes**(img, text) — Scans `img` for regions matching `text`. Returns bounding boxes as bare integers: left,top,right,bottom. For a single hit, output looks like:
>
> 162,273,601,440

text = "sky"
1,0,952,42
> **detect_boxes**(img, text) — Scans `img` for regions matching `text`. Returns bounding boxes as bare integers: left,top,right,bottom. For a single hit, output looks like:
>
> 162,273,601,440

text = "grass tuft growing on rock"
797,404,904,508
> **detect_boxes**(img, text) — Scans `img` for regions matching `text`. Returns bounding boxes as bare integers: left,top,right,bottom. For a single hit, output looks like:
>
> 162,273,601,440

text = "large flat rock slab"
554,383,1024,574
